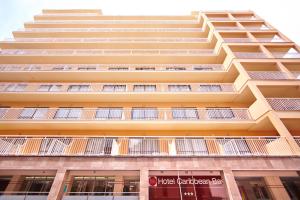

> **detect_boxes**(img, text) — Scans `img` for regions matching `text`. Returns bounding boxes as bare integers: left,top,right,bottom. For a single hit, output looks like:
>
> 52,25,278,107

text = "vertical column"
4,175,24,194
140,168,149,200
222,169,242,200
47,169,68,200
264,176,291,200
113,176,124,195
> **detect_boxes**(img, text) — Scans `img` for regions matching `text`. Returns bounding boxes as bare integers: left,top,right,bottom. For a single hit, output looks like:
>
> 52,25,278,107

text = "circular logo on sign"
149,176,157,186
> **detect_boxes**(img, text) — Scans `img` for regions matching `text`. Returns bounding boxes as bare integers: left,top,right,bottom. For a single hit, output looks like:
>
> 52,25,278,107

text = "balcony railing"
244,26,270,30
292,72,300,79
0,192,48,200
6,37,208,43
295,137,300,147
0,49,214,56
20,28,202,32
234,52,268,59
0,64,224,72
214,26,242,30
208,17,231,21
272,52,300,59
247,71,290,80
0,108,251,121
267,98,300,111
0,83,235,93
255,38,286,43
32,20,199,24
223,38,253,43
63,192,139,200
0,136,294,157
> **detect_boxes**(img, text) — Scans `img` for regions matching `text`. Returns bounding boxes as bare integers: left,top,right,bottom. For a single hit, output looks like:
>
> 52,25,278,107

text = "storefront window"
20,176,54,195
0,176,11,194
70,176,114,195
235,177,272,200
280,177,300,200
123,177,140,196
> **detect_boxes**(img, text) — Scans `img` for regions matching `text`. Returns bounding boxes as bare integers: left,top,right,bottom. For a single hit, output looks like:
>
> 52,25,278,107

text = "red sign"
149,176,226,200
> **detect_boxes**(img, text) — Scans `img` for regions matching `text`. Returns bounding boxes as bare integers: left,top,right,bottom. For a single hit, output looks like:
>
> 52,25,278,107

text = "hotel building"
0,9,299,200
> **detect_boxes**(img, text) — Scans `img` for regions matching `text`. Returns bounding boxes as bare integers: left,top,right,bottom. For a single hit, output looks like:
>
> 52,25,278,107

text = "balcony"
17,28,202,32
0,49,214,56
0,107,253,130
0,83,236,102
267,98,300,111
247,71,290,80
0,64,227,82
223,38,253,43
4,37,208,43
0,136,294,157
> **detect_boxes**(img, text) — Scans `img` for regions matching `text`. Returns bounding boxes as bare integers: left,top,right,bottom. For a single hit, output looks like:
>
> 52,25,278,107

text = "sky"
0,0,300,44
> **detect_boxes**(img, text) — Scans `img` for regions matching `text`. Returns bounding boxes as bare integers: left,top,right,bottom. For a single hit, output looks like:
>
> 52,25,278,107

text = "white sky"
0,0,300,44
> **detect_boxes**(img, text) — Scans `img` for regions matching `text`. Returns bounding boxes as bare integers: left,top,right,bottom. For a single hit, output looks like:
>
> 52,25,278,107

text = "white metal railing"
0,191,48,200
19,28,202,32
0,136,294,157
214,26,242,30
234,52,268,59
267,98,300,111
0,49,214,56
0,108,251,121
248,71,290,80
31,20,199,24
207,17,231,21
272,52,300,59
223,38,253,43
295,137,300,147
255,38,286,43
244,26,270,30
6,37,207,43
0,64,224,72
0,82,235,93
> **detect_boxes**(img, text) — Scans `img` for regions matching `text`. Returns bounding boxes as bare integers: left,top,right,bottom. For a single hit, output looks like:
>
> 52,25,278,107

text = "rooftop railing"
0,83,235,93
5,37,208,43
267,98,300,111
0,108,251,122
19,28,202,32
0,64,224,72
0,49,214,56
247,71,291,80
234,52,269,59
0,136,294,157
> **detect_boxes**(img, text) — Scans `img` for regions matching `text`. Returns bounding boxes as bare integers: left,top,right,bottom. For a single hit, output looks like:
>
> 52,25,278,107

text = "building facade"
0,9,299,200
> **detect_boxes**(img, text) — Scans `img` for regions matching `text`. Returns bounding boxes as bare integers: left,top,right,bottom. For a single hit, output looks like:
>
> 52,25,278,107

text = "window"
38,85,62,92
135,67,155,71
133,85,156,92
5,84,27,92
78,67,96,71
95,108,123,120
166,67,186,71
236,177,272,200
172,108,199,120
70,176,114,194
102,85,126,92
175,138,208,155
20,176,54,195
199,85,222,92
19,108,48,119
108,67,128,71
128,138,159,155
131,108,158,120
54,108,82,119
168,85,191,92
207,108,235,119
85,138,114,155
193,67,213,71
68,85,90,92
